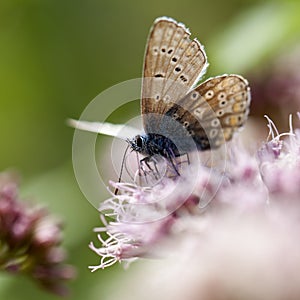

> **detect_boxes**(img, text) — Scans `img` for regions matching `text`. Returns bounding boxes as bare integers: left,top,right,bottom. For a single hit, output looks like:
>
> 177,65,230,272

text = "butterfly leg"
140,156,160,180
178,152,190,165
164,149,180,176
137,157,149,185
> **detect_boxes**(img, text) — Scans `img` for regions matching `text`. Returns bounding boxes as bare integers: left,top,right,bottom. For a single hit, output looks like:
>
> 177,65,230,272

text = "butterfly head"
127,135,146,154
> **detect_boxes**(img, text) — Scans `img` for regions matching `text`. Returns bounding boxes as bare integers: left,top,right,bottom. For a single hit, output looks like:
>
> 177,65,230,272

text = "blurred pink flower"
90,113,300,299
0,172,76,296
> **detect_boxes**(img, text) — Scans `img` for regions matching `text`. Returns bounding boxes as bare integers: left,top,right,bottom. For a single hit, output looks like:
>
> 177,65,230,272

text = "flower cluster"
90,114,300,275
0,173,76,296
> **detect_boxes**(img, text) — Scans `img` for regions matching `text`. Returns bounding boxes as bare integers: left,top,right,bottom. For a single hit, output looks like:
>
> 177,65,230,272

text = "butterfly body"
128,133,180,158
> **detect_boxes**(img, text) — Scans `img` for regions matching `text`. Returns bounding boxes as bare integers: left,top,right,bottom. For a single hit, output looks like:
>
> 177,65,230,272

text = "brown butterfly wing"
141,17,208,134
165,75,251,150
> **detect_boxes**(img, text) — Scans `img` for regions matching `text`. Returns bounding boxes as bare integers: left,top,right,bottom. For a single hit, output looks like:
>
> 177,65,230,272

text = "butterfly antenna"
115,144,130,195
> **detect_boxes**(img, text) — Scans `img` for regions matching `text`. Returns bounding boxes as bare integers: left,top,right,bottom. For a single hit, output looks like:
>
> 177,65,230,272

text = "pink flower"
0,172,76,296
90,113,300,286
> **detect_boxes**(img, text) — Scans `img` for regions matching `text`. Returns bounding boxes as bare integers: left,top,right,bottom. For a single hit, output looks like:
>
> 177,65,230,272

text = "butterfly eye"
136,136,143,148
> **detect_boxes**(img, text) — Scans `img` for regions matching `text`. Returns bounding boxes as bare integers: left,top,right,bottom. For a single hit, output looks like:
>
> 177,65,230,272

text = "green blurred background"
0,0,299,299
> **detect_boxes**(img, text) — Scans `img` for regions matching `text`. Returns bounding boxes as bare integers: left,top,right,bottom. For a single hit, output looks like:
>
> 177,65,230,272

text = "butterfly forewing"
142,17,208,133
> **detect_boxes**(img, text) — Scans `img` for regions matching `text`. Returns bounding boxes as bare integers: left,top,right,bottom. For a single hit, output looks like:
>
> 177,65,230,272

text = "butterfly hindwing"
165,75,251,150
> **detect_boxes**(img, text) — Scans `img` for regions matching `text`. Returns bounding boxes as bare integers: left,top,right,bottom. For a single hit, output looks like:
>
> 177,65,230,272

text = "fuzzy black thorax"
128,133,180,158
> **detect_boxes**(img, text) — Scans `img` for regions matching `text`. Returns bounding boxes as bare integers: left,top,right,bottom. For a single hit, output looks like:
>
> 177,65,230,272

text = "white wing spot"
214,140,220,147
173,113,179,119
217,109,224,116
174,65,182,73
180,74,188,83
191,92,199,100
167,48,174,55
163,95,170,103
205,90,214,99
153,47,159,55
171,56,178,64
161,46,167,53
194,108,206,119
211,118,220,127
218,92,226,101
219,100,227,107
209,128,218,138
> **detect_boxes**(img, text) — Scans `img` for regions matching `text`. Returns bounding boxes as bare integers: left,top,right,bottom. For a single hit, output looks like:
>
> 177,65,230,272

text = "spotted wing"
165,75,251,151
142,17,208,133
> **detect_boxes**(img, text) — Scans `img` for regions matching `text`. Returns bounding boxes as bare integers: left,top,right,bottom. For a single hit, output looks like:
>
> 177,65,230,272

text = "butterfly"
69,16,251,177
